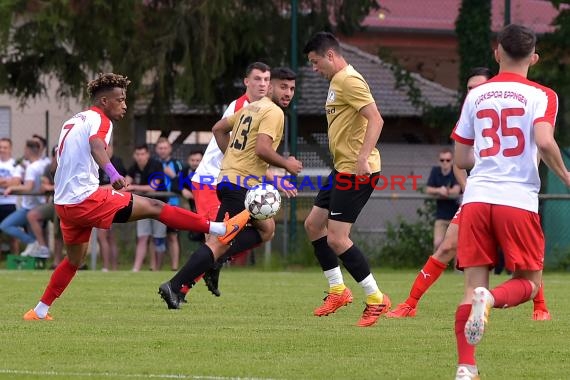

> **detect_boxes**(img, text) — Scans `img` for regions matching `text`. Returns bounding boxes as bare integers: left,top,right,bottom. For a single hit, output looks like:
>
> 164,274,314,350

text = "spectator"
425,148,461,250
0,140,49,257
32,134,51,167
0,138,22,254
179,150,204,243
154,137,184,271
26,145,64,266
126,144,165,272
96,142,126,271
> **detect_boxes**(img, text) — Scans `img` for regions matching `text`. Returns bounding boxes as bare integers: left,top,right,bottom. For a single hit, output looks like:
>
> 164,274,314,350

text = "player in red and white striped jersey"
450,25,570,379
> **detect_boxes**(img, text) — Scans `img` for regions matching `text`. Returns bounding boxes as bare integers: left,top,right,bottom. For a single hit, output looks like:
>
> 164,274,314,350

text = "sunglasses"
440,158,451,162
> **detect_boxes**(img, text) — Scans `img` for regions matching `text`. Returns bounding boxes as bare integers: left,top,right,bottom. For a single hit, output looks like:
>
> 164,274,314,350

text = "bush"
374,200,435,268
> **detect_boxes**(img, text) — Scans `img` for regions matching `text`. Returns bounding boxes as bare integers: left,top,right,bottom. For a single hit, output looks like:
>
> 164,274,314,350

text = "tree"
455,0,495,98
0,0,378,157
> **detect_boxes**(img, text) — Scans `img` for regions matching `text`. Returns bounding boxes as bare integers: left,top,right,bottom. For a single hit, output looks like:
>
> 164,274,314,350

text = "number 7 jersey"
452,72,558,213
54,106,113,205
219,97,284,188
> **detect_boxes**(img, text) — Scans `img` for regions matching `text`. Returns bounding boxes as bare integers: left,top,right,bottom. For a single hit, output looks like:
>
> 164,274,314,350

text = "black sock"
338,245,370,283
312,236,339,271
170,245,214,290
217,227,262,263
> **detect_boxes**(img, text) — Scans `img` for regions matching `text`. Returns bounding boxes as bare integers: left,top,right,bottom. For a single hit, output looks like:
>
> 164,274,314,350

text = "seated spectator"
0,140,49,257
0,138,22,254
26,146,64,265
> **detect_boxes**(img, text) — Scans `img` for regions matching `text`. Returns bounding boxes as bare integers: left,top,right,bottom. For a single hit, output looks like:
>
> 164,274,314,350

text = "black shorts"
314,170,379,223
215,184,248,222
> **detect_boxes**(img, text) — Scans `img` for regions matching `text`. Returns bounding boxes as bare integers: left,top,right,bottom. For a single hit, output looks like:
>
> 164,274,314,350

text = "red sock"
40,258,78,306
490,278,533,308
532,281,547,312
406,256,447,308
158,204,210,233
455,304,476,365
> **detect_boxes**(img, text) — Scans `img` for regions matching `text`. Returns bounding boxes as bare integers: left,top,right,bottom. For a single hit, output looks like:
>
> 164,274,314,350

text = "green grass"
1,269,569,380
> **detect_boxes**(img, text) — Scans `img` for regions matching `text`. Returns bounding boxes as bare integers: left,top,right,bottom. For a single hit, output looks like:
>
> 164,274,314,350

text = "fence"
7,190,570,270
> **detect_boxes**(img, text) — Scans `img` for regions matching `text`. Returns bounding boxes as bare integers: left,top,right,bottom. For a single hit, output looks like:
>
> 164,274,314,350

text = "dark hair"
270,67,296,81
134,144,149,152
468,67,493,80
303,31,341,56
245,62,270,77
25,140,41,153
87,73,131,99
439,147,453,155
32,134,47,149
51,145,58,157
0,137,12,146
497,24,536,60
188,150,204,157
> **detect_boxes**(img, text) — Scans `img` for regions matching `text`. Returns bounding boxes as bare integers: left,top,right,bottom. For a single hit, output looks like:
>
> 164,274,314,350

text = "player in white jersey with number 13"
450,24,570,379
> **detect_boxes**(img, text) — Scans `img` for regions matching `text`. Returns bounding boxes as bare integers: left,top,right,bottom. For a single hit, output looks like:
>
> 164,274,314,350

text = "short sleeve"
258,107,284,140
451,96,475,145
427,167,438,187
88,114,112,147
343,76,375,112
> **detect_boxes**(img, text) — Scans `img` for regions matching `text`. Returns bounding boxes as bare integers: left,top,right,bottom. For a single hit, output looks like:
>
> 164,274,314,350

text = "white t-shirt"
192,94,249,185
21,159,49,209
0,158,21,205
452,72,558,213
54,106,113,205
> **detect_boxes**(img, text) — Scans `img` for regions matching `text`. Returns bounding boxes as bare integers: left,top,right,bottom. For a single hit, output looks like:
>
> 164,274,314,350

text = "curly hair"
87,73,131,99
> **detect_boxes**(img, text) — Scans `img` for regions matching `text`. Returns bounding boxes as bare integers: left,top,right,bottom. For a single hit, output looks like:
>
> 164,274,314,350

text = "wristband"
103,162,122,183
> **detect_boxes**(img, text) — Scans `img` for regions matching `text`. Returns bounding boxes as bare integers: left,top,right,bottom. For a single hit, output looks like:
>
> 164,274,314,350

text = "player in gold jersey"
303,32,390,327
158,67,302,309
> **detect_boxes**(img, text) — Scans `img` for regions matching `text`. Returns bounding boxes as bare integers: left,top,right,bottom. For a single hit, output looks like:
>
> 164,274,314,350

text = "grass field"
1,268,569,380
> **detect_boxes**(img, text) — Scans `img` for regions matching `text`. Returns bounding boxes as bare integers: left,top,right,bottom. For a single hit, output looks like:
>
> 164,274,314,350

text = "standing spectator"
96,142,126,271
180,150,203,243
154,137,184,271
32,134,51,167
26,145,64,266
0,140,49,257
303,32,389,327
0,138,22,254
425,148,461,250
126,144,165,272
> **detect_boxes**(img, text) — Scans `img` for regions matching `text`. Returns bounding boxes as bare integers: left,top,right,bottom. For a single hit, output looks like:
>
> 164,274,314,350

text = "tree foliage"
0,0,378,112
455,0,495,98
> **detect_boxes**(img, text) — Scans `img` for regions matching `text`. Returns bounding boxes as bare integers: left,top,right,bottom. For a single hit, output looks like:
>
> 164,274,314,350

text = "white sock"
324,267,344,287
208,222,226,236
359,274,379,296
34,301,50,319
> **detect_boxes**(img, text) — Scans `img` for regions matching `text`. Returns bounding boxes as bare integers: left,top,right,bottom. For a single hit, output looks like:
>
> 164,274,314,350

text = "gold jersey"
219,97,284,187
325,65,381,173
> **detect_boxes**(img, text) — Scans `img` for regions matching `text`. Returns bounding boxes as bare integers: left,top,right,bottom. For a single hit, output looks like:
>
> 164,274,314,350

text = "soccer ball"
244,184,281,220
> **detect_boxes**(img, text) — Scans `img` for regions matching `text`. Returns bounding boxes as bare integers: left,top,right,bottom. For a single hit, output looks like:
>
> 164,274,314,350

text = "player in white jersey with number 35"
450,25,570,380
22,73,249,321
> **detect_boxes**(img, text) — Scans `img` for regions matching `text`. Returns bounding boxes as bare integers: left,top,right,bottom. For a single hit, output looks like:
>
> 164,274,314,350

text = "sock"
170,245,214,291
209,222,226,236
34,301,50,319
532,281,547,312
312,236,338,271
324,267,344,290
338,245,370,283
39,258,79,309
359,274,384,304
455,304,476,366
158,204,210,233
490,278,534,308
406,256,447,308
219,227,262,260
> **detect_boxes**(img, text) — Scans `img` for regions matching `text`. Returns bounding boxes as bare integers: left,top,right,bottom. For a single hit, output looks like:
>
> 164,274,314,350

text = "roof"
297,42,458,117
362,0,564,34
